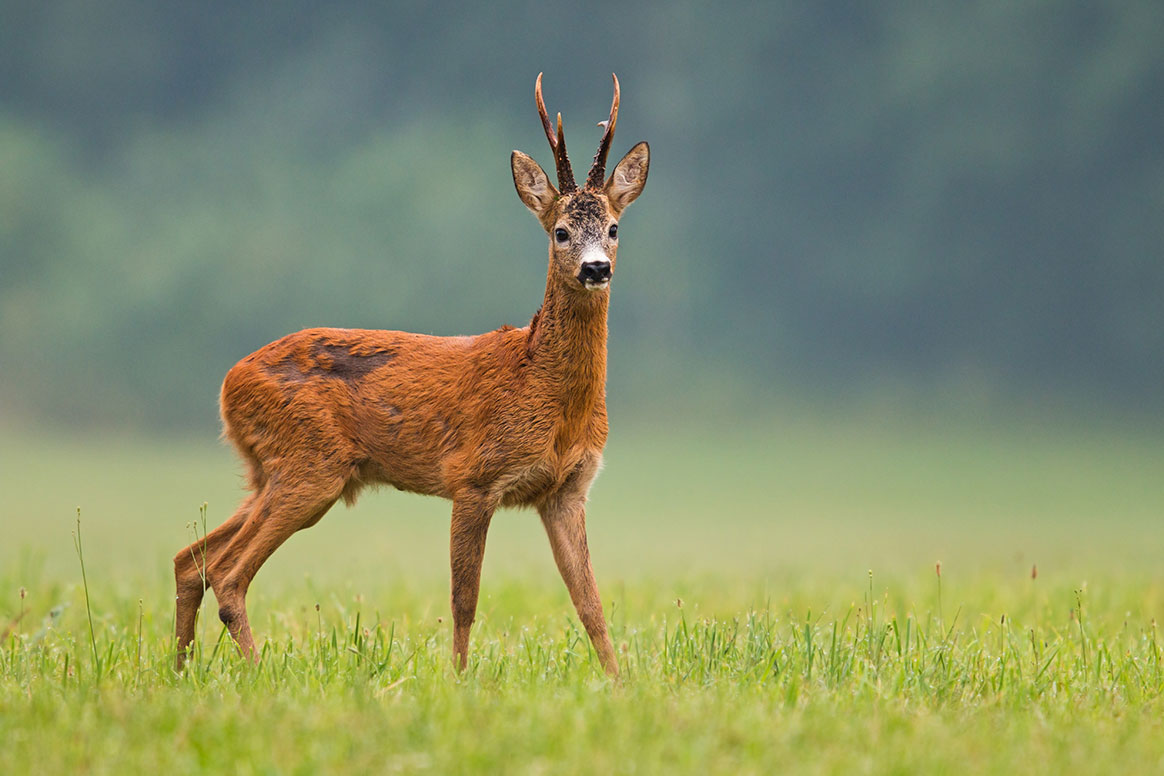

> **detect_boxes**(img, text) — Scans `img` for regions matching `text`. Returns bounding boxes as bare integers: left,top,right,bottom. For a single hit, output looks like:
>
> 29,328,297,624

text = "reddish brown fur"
173,75,649,676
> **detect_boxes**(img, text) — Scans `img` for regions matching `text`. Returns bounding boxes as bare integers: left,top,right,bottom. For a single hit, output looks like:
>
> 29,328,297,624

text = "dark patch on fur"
265,360,308,384
562,192,610,244
266,342,396,384
563,192,606,221
311,342,395,381
218,605,240,629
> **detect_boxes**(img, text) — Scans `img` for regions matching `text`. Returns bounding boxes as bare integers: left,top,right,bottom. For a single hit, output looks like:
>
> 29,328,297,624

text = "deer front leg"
449,492,496,672
538,493,618,677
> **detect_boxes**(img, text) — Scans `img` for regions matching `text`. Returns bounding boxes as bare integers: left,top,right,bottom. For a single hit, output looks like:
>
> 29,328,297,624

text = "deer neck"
527,274,608,418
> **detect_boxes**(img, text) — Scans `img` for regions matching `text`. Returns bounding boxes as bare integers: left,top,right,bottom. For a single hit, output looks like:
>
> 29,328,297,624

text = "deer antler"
535,73,578,193
586,74,620,190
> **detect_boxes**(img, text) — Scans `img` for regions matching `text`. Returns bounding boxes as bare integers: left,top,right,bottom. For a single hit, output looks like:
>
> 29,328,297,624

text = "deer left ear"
605,141,649,214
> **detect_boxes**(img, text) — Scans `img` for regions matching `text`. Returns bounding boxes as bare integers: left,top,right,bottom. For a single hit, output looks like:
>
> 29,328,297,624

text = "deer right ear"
511,151,558,219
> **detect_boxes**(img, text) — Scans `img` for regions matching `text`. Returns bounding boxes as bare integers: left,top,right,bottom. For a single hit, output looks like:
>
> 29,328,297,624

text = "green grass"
2,412,1164,774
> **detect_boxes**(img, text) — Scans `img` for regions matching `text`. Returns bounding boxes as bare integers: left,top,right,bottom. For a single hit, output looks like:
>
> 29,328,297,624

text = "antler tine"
554,112,577,192
586,73,620,189
535,73,556,151
534,72,577,192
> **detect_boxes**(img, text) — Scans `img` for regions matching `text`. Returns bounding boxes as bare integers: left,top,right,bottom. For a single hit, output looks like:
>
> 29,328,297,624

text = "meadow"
2,408,1163,774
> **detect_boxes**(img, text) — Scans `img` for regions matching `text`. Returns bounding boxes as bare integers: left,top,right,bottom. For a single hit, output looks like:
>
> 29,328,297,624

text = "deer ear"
605,141,649,214
511,151,558,218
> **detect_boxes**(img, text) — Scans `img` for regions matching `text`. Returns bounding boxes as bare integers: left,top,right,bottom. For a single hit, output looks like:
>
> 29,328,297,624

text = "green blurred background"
2,1,1162,433
1,3,1162,590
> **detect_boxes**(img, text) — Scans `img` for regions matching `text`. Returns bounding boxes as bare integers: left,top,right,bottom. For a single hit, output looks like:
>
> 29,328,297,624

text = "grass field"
2,410,1163,774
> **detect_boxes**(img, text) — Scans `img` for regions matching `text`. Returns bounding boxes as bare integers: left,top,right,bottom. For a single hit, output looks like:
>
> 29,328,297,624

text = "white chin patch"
584,279,610,291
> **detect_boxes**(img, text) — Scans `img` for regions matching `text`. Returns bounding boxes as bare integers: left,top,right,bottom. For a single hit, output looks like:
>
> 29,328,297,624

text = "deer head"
511,73,650,293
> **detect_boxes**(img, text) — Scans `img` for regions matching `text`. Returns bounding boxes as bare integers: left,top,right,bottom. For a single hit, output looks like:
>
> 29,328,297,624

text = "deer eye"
554,228,569,243
608,224,618,239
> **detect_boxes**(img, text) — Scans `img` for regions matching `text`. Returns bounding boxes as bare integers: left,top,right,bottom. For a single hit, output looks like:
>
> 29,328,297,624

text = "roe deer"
173,73,649,676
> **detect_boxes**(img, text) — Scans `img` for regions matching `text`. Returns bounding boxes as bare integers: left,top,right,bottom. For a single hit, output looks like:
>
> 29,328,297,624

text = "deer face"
552,191,618,291
512,148,649,292
510,74,649,293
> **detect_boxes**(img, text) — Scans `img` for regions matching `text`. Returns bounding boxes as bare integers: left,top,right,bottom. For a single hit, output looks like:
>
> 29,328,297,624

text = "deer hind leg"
206,467,345,660
449,492,497,672
538,495,619,677
173,493,256,670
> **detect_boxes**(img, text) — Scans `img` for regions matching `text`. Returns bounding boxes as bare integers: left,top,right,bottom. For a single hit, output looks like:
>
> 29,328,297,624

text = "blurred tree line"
1,1,1161,430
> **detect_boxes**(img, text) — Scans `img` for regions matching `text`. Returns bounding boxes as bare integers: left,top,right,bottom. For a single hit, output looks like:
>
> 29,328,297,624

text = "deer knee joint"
218,603,241,629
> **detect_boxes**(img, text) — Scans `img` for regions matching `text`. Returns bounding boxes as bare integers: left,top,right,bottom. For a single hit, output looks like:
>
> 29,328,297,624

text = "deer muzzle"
578,260,612,290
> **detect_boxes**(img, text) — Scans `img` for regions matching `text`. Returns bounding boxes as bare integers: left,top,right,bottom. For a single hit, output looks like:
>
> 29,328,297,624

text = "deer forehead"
555,192,614,236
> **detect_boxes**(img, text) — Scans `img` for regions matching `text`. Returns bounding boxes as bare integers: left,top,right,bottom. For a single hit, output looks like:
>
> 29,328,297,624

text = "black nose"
579,261,612,285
